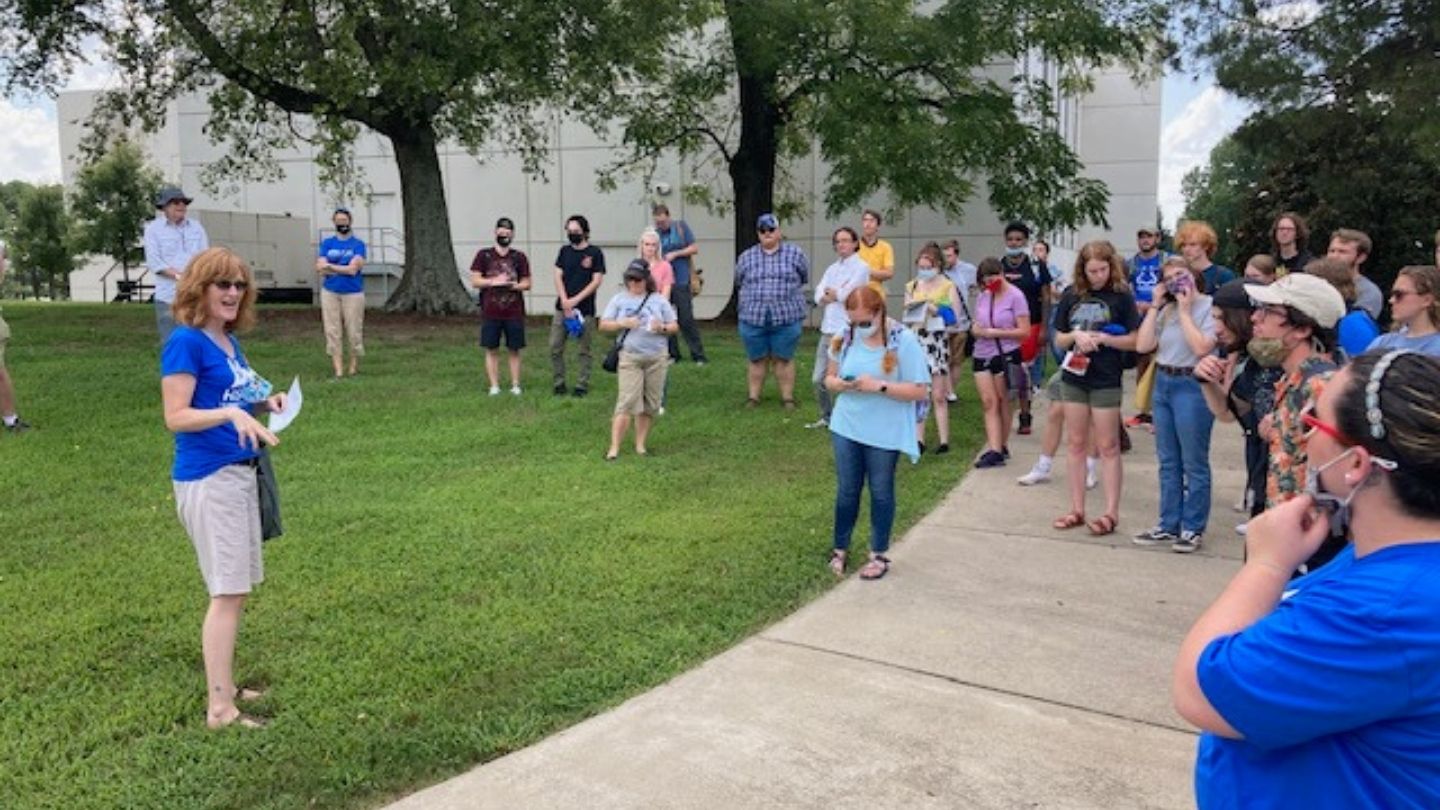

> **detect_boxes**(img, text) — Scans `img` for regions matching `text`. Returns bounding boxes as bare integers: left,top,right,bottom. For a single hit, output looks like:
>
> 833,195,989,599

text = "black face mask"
567,232,585,246
336,224,351,235
496,235,512,247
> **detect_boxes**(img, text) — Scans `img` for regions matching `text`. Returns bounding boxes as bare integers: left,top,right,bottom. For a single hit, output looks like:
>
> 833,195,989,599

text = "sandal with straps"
828,549,847,577
1053,511,1086,530
859,554,891,580
1087,514,1118,536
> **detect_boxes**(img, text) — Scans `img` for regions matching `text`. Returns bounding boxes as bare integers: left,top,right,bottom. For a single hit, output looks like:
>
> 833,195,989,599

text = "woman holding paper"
161,247,287,730
903,245,962,454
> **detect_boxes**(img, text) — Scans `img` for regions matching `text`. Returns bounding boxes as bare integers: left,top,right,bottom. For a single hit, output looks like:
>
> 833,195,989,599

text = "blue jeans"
1153,373,1215,534
831,432,899,554
155,300,176,344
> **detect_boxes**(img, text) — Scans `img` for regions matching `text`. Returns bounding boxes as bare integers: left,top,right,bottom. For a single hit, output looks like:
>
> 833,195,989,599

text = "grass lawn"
0,301,982,810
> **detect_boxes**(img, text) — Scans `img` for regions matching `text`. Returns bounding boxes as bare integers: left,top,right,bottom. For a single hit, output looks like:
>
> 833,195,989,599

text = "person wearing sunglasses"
735,213,809,409
823,286,930,580
1174,350,1440,810
1368,265,1440,356
1245,273,1346,570
161,248,289,730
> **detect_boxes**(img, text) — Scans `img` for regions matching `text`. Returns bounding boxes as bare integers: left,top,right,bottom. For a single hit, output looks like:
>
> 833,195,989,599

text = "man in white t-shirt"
807,226,872,428
143,187,209,342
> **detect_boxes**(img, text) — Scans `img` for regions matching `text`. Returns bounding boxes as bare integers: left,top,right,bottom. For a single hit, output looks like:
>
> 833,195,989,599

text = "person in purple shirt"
734,213,809,409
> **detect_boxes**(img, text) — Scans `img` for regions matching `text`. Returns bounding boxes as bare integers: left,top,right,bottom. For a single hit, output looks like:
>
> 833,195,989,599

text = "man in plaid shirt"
736,213,810,409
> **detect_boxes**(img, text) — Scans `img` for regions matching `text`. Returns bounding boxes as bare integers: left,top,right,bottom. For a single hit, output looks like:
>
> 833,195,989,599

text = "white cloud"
0,100,62,185
1157,86,1250,229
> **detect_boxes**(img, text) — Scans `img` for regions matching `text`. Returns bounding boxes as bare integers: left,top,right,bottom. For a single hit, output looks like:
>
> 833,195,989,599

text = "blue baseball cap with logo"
756,213,779,230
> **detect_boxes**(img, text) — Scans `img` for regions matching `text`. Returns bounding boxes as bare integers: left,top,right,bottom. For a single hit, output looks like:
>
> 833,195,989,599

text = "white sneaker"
658,407,667,416
1235,522,1248,536
510,385,522,396
804,418,828,429
488,385,501,396
1085,468,1098,490
1016,465,1052,486
946,392,959,403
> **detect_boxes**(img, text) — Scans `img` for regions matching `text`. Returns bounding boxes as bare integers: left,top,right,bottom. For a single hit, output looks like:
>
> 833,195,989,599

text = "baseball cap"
756,213,779,230
1246,273,1345,329
155,186,192,208
624,258,651,279
1212,279,1252,311
1137,225,1159,236
495,217,515,230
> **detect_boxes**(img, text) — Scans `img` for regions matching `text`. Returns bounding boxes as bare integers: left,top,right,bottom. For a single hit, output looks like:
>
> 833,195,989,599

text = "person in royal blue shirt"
161,248,288,731
314,208,368,379
1174,350,1440,810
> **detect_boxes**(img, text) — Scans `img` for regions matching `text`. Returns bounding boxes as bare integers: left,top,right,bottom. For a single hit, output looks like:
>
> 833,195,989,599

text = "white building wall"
59,65,1160,311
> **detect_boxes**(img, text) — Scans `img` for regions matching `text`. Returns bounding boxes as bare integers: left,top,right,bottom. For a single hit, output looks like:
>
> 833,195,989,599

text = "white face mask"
1305,447,1363,534
854,321,879,339
916,268,937,281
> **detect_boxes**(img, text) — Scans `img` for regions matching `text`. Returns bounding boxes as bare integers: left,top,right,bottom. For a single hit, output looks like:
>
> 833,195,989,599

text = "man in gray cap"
1244,272,1346,572
143,186,209,342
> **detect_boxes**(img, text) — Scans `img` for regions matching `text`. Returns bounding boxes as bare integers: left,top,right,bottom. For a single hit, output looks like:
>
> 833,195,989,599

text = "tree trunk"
718,67,781,321
383,120,472,314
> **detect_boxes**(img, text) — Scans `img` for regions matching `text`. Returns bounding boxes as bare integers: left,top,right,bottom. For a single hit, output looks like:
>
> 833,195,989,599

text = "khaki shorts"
0,312,9,369
615,351,667,415
174,463,264,596
1058,380,1122,409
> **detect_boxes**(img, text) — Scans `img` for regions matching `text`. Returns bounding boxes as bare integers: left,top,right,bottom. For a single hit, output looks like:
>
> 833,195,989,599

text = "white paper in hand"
268,376,303,433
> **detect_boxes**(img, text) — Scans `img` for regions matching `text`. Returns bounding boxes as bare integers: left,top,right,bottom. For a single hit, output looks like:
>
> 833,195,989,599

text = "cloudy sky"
2,68,1246,229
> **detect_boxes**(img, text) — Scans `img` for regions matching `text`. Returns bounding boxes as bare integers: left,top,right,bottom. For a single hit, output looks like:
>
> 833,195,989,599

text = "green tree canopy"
1,0,656,313
598,0,1165,307
70,140,162,288
8,185,78,300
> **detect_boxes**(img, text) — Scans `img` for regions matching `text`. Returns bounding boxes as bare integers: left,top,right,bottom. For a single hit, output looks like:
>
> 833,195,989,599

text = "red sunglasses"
1301,412,1354,446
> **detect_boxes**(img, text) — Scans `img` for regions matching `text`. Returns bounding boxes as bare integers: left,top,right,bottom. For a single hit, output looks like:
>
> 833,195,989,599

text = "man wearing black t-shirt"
1001,221,1052,434
548,215,606,396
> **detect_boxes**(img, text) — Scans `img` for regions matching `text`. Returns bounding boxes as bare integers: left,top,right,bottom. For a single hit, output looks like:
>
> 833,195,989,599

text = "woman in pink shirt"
970,257,1031,468
639,228,676,412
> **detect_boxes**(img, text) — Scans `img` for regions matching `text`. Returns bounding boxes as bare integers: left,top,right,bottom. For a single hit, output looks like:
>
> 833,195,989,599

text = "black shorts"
973,348,1022,375
480,318,526,350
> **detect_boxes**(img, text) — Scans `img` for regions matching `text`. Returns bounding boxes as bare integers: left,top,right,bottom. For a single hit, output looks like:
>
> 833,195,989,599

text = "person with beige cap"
1245,272,1346,572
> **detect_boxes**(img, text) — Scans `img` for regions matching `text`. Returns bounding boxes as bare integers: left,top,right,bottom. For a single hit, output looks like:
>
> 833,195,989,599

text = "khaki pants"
549,312,594,389
321,290,365,357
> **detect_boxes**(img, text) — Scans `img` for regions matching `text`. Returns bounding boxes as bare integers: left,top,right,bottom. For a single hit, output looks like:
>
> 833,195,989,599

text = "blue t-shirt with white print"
161,326,272,481
319,235,367,295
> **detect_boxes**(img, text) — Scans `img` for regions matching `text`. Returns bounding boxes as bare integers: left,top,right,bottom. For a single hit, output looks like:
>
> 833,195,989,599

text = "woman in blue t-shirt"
1174,350,1440,810
1369,265,1440,356
315,208,368,379
823,286,930,581
160,248,288,730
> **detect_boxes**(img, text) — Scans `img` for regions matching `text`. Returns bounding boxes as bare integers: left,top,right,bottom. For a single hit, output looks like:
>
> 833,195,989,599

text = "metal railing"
100,260,152,303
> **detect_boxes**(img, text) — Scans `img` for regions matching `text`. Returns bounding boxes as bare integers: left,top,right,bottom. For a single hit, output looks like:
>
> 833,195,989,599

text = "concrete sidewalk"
388,412,1248,809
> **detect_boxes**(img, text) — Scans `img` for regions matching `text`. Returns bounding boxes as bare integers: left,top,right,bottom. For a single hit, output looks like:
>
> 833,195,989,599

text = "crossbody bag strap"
989,294,1005,356
615,292,654,348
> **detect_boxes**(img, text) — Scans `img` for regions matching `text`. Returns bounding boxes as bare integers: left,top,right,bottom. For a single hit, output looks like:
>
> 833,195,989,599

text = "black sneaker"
1017,413,1033,435
918,441,926,456
553,383,568,396
1002,445,1010,459
935,443,950,455
4,417,33,434
1172,531,1203,554
572,387,588,398
1133,526,1178,547
974,450,1006,469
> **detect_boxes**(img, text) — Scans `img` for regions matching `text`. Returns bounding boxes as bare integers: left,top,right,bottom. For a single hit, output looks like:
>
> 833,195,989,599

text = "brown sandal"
1087,514,1118,536
1053,511,1086,530
859,554,891,580
828,549,847,577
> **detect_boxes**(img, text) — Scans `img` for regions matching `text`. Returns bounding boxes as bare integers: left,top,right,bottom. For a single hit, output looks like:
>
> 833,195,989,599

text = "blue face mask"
854,321,878,339
916,268,937,281
1004,246,1025,257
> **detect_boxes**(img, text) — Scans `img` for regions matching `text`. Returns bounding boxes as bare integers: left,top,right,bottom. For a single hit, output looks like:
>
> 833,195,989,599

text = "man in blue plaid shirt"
736,213,810,409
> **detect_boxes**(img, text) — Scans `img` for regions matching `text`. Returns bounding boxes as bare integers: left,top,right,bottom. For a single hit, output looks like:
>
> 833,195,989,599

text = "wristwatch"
879,383,889,394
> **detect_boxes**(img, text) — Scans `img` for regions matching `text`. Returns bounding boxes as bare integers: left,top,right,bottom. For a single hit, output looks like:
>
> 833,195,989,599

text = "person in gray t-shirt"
600,261,679,460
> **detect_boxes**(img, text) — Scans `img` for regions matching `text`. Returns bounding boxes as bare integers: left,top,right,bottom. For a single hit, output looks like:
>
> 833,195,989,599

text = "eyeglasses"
1301,412,1353,446
1255,304,1289,322
1389,290,1414,302
213,280,249,292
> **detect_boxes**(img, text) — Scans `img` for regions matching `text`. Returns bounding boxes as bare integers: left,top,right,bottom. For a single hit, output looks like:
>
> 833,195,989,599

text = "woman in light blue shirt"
823,286,930,580
1369,265,1440,356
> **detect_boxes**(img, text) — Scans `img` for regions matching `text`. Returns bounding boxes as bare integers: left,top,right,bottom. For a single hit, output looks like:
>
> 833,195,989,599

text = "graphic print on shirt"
1065,297,1114,333
224,355,273,407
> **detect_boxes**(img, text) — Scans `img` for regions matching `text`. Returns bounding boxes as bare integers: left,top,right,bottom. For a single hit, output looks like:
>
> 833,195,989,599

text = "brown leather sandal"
1053,511,1086,530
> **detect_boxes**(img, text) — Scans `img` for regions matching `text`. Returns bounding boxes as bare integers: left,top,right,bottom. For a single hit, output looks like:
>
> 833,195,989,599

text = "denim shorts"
738,319,803,362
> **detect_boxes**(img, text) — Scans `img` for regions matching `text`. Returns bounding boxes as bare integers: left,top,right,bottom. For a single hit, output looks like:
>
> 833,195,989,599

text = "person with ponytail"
823,287,930,581
1174,350,1440,810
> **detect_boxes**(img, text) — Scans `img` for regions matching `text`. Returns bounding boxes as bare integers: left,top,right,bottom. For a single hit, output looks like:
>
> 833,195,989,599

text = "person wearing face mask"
807,226,872,429
1245,273,1346,570
1000,221,1050,435
904,245,962,454
1368,265,1440,356
550,215,606,397
315,208,368,380
470,217,532,395
1133,257,1218,553
1194,280,1285,533
1173,350,1440,810
970,257,1031,468
823,286,931,580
